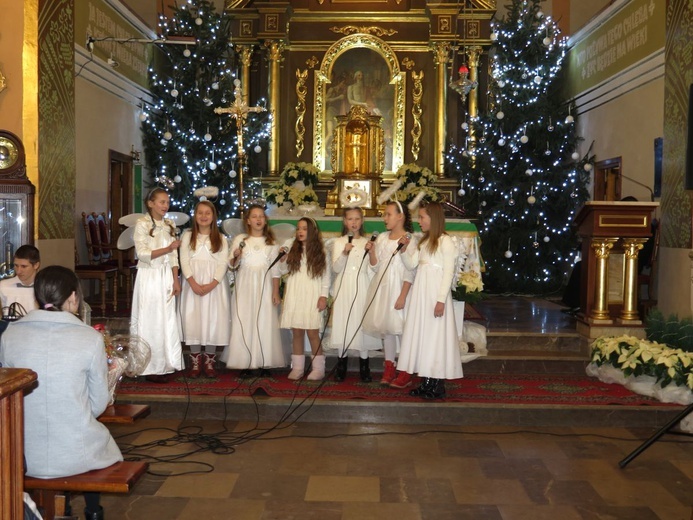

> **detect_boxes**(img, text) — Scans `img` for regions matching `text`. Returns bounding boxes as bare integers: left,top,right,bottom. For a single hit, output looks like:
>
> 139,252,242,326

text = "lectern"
573,201,658,338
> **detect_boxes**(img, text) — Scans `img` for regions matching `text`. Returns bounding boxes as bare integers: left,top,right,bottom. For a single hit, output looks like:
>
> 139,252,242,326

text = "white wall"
576,78,664,203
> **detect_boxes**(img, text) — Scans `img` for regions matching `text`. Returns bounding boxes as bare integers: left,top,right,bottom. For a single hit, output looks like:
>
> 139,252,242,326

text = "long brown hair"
190,200,223,253
244,204,275,245
287,217,326,278
146,188,176,238
418,201,446,254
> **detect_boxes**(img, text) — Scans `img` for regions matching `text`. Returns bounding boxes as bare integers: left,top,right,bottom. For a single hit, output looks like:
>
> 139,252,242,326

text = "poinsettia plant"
265,162,320,206
590,335,693,390
452,269,485,304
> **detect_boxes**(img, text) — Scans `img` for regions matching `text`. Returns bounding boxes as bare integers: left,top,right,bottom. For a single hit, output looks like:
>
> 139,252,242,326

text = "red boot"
189,353,202,378
389,371,413,389
380,360,397,386
203,353,217,378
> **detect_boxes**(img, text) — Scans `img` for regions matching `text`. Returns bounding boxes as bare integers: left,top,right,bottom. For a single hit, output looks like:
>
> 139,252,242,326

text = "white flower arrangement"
339,187,369,208
394,163,440,205
590,335,693,390
265,162,320,206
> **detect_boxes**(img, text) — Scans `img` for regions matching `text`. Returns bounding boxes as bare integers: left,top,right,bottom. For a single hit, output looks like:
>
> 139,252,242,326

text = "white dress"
224,235,286,369
397,234,463,380
130,216,184,375
280,251,330,330
362,232,416,337
179,230,231,346
329,235,381,355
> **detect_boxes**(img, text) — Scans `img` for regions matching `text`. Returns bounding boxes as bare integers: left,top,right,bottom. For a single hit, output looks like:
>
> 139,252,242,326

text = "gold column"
618,238,648,323
431,42,451,175
264,39,285,174
465,46,482,149
24,0,39,239
590,238,618,322
237,45,253,105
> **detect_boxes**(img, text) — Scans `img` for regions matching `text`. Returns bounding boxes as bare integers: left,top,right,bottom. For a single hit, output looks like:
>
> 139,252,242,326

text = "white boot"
288,355,305,380
307,355,326,381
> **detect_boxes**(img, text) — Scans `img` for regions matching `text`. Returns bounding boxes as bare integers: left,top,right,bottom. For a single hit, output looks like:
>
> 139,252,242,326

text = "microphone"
268,246,288,270
395,233,412,254
348,232,354,244
363,231,379,258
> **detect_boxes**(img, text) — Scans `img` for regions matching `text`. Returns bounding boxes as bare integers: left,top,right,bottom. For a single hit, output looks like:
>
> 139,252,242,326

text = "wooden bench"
97,403,151,424
25,461,148,520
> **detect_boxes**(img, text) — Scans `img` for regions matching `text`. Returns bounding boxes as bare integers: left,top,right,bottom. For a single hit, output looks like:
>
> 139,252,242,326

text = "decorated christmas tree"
141,0,270,218
448,0,592,294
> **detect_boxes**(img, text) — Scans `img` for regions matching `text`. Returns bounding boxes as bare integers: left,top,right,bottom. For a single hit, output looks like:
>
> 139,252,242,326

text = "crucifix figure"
214,78,266,212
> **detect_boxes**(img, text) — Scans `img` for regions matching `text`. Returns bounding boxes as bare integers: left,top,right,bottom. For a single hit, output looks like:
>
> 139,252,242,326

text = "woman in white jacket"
0,265,122,520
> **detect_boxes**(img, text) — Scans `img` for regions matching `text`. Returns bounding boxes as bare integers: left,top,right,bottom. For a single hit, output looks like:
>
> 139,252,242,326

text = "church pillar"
237,45,253,105
431,42,451,175
618,238,648,323
264,39,285,174
465,45,482,149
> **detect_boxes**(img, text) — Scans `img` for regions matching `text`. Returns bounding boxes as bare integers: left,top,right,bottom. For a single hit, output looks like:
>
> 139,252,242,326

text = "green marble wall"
38,0,75,240
661,0,693,249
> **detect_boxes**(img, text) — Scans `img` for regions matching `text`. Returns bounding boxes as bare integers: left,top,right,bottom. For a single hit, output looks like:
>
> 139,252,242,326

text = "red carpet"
117,370,676,407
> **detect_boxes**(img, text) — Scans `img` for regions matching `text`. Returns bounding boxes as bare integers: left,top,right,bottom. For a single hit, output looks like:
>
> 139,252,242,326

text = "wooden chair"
25,461,148,520
94,212,137,301
75,212,118,316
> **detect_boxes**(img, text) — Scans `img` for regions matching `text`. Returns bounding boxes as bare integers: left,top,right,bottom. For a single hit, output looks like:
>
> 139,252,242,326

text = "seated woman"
0,265,122,520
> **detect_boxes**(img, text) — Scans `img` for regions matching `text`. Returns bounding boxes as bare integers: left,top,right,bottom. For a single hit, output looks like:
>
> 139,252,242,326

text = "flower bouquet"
265,162,320,208
393,163,440,205
452,269,485,304
94,324,151,404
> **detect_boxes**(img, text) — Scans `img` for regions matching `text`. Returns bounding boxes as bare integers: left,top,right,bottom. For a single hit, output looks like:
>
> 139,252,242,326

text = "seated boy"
0,244,41,315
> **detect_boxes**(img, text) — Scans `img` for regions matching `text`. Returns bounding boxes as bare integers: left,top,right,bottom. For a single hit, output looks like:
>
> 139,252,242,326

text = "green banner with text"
565,0,664,98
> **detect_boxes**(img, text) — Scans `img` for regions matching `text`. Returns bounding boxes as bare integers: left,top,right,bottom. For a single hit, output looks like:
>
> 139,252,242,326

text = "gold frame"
313,33,405,178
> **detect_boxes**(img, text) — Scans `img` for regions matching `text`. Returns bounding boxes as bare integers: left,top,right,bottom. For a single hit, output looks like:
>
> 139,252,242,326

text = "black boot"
335,357,348,381
359,357,372,382
422,378,446,400
409,377,433,397
84,505,105,520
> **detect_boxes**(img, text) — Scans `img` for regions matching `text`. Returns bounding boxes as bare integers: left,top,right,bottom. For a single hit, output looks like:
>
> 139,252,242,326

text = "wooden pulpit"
573,201,658,338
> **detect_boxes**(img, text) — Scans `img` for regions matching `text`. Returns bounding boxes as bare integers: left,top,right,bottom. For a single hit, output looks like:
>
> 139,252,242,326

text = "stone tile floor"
64,419,692,520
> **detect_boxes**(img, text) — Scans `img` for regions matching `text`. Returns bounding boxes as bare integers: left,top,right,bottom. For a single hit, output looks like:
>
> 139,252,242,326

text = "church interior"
1,0,692,518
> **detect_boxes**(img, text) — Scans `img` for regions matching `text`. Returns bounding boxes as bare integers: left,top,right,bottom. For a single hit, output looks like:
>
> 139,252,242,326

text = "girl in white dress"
362,201,416,386
279,217,330,381
330,207,381,382
130,188,183,382
395,201,463,399
224,204,285,376
179,201,230,378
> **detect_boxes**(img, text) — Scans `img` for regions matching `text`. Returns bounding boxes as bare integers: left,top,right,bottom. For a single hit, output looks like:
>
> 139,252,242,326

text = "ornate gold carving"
0,67,6,94
225,0,250,8
314,34,405,175
329,26,398,37
430,41,452,66
401,57,415,70
295,69,308,159
306,56,319,69
470,0,497,9
238,45,253,67
264,39,286,62
466,20,480,38
410,71,423,162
